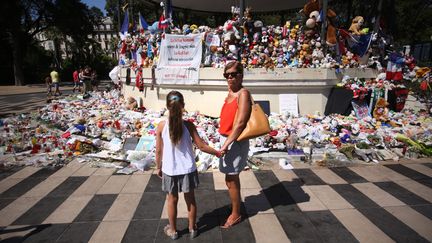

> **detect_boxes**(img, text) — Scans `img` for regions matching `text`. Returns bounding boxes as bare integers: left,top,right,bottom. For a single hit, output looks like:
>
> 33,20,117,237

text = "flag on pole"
339,29,372,57
166,0,173,20
386,52,404,81
119,9,129,40
138,12,148,32
158,14,169,30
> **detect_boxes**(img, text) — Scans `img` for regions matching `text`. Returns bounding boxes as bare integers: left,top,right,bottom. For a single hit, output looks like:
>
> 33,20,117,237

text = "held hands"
156,168,162,179
215,150,226,158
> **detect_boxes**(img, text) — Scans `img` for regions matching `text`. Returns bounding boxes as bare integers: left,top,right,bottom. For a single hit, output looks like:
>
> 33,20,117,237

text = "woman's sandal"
221,216,242,229
163,225,178,240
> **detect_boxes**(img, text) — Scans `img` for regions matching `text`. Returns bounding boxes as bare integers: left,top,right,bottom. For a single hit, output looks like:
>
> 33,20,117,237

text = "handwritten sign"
279,94,298,116
157,34,202,84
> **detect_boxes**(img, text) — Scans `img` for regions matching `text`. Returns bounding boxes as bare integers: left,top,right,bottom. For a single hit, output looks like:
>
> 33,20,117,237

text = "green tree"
0,0,97,86
89,6,104,20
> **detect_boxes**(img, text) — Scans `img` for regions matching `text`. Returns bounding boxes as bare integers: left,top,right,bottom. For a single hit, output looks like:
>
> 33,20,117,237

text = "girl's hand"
215,150,224,158
220,146,228,155
157,169,162,179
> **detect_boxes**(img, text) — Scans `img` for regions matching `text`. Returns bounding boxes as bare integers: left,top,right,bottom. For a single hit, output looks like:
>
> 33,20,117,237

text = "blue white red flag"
339,29,372,57
139,12,148,32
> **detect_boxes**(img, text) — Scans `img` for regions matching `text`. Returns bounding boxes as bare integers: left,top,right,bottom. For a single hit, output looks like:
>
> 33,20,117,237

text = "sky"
81,0,107,15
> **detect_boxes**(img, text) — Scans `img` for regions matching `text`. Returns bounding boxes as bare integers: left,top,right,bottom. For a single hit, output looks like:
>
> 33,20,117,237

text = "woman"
82,66,92,94
91,70,99,91
218,61,252,228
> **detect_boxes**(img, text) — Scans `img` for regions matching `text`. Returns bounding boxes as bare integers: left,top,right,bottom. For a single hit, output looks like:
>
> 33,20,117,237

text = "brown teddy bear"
302,0,338,46
373,98,389,121
349,16,365,35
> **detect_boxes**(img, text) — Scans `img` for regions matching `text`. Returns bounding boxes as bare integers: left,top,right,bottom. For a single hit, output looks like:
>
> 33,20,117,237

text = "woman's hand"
215,150,226,158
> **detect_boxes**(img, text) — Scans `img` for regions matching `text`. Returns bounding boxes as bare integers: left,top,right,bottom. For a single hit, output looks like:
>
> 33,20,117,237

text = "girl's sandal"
164,225,178,240
189,224,198,239
221,216,242,229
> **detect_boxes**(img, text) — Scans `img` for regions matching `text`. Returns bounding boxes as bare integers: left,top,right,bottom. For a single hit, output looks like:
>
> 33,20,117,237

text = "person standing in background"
72,69,81,93
45,76,52,95
50,68,62,96
91,70,99,91
82,66,92,94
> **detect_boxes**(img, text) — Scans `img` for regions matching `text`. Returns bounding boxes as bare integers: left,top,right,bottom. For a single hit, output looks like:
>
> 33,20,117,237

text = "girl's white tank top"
161,121,196,176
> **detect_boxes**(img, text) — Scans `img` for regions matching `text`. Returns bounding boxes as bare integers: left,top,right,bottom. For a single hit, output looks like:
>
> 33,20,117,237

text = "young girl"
156,91,222,240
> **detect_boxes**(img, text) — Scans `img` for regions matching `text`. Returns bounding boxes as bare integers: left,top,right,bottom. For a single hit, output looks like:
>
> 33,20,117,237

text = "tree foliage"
330,0,432,45
0,0,101,85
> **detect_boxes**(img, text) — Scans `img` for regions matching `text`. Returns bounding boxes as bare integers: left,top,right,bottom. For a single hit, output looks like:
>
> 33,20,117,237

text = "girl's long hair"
166,91,185,145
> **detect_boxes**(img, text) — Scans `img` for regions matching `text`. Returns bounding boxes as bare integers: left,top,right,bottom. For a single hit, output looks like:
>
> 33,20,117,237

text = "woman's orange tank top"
219,98,238,136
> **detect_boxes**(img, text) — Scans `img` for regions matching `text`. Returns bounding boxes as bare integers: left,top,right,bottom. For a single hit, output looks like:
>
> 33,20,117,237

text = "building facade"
92,17,118,58
37,16,118,59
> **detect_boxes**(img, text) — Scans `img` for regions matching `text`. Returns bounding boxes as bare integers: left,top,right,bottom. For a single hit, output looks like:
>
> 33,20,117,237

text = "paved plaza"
0,159,431,242
0,86,432,242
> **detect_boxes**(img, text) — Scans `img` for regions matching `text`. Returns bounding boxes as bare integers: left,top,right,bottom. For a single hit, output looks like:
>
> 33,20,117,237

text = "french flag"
119,9,129,40
158,14,169,30
339,29,372,57
386,52,405,81
138,12,148,33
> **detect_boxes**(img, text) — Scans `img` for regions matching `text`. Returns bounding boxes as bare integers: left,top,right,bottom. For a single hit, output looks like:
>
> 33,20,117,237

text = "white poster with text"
157,34,202,84
279,94,299,116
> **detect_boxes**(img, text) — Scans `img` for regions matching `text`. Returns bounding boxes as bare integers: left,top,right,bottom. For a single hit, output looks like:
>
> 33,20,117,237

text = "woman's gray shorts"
162,170,199,194
219,136,249,175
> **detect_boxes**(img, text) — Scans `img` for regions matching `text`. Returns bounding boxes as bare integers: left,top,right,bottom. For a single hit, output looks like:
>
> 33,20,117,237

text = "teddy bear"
276,55,285,68
302,0,338,46
299,43,310,61
289,25,299,40
373,98,389,122
126,97,138,110
349,16,365,35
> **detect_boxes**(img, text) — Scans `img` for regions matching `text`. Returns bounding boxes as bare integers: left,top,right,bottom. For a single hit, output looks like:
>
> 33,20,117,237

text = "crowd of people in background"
46,66,98,97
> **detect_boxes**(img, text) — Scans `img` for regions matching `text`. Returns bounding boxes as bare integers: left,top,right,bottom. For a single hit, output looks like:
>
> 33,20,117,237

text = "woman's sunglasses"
223,72,241,79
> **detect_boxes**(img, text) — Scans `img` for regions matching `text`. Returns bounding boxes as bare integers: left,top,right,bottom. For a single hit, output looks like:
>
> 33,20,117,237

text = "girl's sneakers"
163,225,178,240
189,227,198,239
164,224,198,240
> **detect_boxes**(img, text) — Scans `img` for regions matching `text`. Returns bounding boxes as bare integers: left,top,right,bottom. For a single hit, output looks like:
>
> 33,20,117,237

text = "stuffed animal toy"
282,21,290,38
276,56,284,68
303,0,319,15
126,97,138,110
306,10,320,28
349,16,365,35
373,98,389,121
302,0,338,46
312,45,324,60
289,25,299,40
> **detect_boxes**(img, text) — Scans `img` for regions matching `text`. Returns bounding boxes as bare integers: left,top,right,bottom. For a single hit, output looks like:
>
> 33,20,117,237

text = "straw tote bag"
236,97,271,141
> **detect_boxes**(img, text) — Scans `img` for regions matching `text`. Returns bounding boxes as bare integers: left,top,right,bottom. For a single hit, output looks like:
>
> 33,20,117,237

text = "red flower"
269,130,278,136
420,80,429,91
